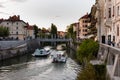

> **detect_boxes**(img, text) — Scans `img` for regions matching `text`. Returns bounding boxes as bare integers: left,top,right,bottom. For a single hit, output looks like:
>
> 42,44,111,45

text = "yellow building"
78,13,90,39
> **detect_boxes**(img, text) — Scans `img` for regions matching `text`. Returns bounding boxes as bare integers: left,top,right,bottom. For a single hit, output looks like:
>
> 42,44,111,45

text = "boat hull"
52,58,67,63
32,49,51,57
32,54,49,57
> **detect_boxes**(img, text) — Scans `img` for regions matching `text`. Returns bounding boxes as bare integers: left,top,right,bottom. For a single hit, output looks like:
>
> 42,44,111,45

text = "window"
83,20,84,23
16,22,18,25
16,27,18,29
85,25,87,27
79,29,81,32
16,32,18,35
108,8,111,18
7,23,9,25
117,6,119,16
83,29,84,32
113,6,114,17
117,25,119,36
85,29,87,32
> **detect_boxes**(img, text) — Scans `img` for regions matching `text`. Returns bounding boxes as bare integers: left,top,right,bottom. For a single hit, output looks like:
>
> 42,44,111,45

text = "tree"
77,39,99,64
50,23,57,38
4,27,9,37
67,24,76,40
33,25,39,38
77,63,96,80
0,26,9,37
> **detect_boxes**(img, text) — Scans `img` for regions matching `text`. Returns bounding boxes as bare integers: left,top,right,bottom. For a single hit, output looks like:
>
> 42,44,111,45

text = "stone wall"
0,39,40,60
98,44,120,80
0,40,26,49
0,43,27,60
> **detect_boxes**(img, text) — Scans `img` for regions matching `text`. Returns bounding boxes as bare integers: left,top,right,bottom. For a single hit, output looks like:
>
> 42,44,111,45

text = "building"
57,31,66,38
78,13,91,39
113,0,120,46
94,0,105,43
25,24,35,40
95,0,120,46
0,15,35,40
72,22,80,40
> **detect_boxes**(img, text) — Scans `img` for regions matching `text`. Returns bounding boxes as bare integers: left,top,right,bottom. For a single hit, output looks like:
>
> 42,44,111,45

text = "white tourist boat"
32,48,51,57
51,51,67,63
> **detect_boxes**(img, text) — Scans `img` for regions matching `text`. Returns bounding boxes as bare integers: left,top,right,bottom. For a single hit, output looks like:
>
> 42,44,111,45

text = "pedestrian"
117,41,120,48
112,40,115,47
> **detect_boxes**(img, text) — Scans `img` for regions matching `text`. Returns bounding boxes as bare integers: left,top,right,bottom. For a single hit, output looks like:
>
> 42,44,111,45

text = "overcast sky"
0,0,95,31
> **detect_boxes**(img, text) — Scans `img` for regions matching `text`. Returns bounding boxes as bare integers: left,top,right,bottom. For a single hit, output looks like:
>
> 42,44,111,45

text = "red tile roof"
79,13,90,20
25,24,34,30
27,26,34,30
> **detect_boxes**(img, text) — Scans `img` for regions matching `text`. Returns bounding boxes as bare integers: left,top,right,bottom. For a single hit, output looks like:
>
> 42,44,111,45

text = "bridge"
37,38,72,42
36,38,72,46
97,44,120,80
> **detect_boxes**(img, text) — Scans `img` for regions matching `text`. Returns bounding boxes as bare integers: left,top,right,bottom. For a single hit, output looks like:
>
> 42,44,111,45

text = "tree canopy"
77,39,99,64
33,25,39,38
50,23,57,38
67,24,76,40
0,26,9,37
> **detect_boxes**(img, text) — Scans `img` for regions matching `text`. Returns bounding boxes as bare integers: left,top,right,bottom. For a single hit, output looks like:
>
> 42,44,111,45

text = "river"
0,46,80,80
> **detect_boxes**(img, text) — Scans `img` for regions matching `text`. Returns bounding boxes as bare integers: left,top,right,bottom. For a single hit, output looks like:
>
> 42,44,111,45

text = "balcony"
104,18,112,28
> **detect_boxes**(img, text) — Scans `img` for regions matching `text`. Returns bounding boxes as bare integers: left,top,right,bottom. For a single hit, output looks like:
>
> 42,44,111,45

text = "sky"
0,0,95,31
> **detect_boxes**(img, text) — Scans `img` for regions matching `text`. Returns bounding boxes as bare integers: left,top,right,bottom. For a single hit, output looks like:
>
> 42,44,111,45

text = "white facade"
102,0,120,46
0,21,27,40
114,0,120,46
26,28,35,39
0,15,35,40
95,0,106,43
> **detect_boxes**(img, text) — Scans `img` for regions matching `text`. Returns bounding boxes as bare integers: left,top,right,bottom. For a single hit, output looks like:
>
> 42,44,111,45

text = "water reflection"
0,46,80,80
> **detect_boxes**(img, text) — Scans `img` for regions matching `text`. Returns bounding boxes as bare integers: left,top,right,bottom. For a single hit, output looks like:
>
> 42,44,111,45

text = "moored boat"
51,51,67,63
32,48,50,57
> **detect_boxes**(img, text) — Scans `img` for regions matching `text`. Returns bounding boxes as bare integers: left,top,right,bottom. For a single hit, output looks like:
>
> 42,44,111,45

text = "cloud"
0,2,5,8
0,12,10,15
0,4,4,8
10,0,28,2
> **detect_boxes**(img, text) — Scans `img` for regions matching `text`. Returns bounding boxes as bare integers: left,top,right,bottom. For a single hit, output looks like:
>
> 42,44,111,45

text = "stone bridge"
37,38,72,42
98,44,120,80
37,38,72,46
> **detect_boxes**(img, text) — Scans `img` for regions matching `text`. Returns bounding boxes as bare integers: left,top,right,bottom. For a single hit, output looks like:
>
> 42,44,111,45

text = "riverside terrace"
93,43,120,80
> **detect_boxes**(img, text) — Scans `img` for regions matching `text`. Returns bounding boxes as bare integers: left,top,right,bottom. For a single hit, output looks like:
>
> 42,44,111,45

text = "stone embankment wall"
0,40,26,49
0,43,27,60
0,39,40,60
98,44,120,80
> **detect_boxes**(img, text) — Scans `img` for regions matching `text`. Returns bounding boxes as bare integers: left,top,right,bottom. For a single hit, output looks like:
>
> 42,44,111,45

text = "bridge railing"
98,43,120,79
37,38,72,42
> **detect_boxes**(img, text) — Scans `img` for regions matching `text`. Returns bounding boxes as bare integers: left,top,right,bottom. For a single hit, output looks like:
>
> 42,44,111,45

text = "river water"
0,47,80,80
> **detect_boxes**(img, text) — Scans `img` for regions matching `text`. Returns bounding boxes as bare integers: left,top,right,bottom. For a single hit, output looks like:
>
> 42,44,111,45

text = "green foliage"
67,24,76,40
77,39,99,63
94,64,106,80
77,63,96,80
77,64,107,80
50,23,57,38
0,26,9,37
33,25,39,38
